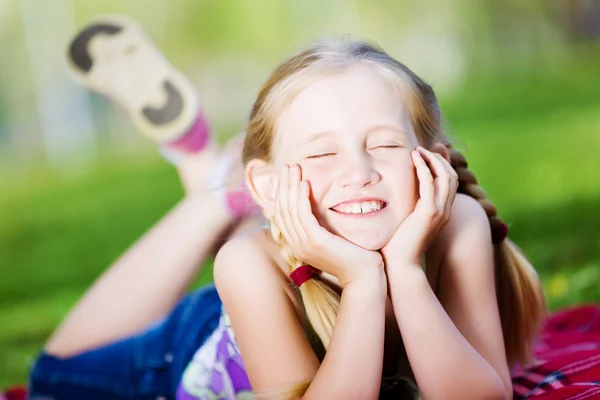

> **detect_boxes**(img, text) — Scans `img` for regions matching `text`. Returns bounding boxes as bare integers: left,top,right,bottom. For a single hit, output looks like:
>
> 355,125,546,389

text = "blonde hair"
243,38,546,399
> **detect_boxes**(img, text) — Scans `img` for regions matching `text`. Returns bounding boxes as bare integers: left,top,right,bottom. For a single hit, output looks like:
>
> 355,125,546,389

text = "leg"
45,193,231,358
31,286,222,399
46,16,257,358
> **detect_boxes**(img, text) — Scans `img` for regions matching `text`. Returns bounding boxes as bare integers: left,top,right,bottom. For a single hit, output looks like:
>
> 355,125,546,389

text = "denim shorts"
29,285,222,400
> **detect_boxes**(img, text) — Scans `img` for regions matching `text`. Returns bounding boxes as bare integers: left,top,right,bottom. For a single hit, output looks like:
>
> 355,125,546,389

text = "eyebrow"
365,124,409,138
299,124,409,146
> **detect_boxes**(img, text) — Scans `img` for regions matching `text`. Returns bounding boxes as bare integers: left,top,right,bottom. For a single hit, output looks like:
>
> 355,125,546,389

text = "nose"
335,152,381,189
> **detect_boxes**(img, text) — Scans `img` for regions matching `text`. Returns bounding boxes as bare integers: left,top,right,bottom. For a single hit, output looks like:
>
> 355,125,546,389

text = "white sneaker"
65,15,204,147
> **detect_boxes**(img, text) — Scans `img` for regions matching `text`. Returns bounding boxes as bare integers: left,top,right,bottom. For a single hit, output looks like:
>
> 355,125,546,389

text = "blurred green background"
1,0,599,388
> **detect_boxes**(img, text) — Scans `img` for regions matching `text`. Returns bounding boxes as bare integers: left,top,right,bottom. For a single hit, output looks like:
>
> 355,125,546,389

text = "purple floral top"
176,307,254,400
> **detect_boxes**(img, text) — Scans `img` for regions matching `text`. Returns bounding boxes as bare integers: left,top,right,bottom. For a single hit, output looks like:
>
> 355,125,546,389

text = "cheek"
402,173,419,213
299,165,332,218
384,160,419,218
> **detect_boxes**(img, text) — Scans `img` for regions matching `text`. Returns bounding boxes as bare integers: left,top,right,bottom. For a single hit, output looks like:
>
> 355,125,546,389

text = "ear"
431,142,451,163
245,159,278,219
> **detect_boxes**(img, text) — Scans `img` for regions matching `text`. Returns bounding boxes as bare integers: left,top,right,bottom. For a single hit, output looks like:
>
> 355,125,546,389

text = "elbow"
476,365,513,400
479,376,512,400
428,378,511,400
460,388,511,400
481,382,512,400
491,373,513,400
500,388,513,400
488,392,512,400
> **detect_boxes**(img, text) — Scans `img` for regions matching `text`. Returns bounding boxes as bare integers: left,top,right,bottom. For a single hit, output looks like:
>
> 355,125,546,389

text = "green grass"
1,73,600,387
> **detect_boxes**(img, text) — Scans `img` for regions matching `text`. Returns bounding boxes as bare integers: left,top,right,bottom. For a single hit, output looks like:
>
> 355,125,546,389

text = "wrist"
343,267,387,296
340,255,385,289
385,263,427,288
381,251,424,269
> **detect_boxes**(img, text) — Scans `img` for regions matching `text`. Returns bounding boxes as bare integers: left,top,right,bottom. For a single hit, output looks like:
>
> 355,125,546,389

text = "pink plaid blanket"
512,305,600,399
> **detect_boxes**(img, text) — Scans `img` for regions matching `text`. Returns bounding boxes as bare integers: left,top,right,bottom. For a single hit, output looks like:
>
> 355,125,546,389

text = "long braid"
445,143,546,366
447,145,506,241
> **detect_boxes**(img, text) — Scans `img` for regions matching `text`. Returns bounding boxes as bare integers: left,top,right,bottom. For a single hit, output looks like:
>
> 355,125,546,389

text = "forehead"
274,64,412,150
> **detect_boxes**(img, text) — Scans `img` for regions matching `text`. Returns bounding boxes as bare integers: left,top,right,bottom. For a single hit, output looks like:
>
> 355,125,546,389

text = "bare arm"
46,193,233,357
305,269,387,399
214,238,388,400
387,196,511,400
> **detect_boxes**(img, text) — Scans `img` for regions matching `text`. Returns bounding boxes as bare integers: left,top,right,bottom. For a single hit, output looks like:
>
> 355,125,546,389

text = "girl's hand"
381,147,458,270
274,164,384,287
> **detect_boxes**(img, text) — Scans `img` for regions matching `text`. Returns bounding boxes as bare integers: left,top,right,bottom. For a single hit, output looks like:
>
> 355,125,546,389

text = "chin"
335,227,394,251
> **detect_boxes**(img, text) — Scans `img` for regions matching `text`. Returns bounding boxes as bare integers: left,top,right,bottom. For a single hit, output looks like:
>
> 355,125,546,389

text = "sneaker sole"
65,14,200,144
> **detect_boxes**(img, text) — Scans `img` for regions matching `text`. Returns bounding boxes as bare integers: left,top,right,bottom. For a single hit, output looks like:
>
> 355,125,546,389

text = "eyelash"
307,153,336,159
370,145,401,150
307,145,401,159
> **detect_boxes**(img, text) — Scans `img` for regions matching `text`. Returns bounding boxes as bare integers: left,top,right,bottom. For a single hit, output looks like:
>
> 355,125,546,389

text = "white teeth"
361,202,372,213
337,201,383,214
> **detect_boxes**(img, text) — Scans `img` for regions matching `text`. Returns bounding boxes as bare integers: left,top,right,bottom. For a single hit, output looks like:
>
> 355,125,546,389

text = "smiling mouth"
330,200,387,215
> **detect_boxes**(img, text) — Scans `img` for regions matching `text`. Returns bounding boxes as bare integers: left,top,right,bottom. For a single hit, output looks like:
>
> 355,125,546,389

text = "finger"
435,153,459,215
274,201,293,246
298,179,344,255
297,180,356,267
297,180,325,238
434,151,458,187
273,175,285,240
287,165,308,244
274,211,293,246
431,153,451,211
275,165,297,245
427,152,458,216
282,165,302,245
412,149,435,211
418,148,450,211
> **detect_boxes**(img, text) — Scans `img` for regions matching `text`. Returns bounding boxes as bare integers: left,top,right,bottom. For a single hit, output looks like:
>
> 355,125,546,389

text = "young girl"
29,17,546,400
212,39,546,399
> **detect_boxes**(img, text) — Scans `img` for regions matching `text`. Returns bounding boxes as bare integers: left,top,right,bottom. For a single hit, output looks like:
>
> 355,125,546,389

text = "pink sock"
165,111,211,152
227,188,260,219
160,113,258,218
159,112,210,163
208,153,260,219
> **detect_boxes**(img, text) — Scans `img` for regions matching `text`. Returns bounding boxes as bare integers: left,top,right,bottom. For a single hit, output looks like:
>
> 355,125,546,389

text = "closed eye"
307,153,336,159
370,145,402,150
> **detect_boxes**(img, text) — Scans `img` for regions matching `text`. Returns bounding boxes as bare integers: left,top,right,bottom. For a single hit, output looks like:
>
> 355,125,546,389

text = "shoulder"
214,234,285,301
213,235,321,389
214,234,270,276
426,194,493,289
449,193,491,231
434,193,493,255
427,193,495,280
